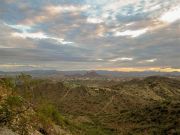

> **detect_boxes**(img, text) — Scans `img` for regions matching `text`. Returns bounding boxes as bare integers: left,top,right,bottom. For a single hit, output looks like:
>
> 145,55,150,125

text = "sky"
0,0,180,72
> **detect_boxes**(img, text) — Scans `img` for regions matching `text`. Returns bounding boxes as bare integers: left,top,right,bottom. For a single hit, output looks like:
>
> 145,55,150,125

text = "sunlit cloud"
114,28,148,38
109,57,134,62
144,4,161,12
160,5,180,23
4,23,32,32
138,58,157,63
21,5,90,26
85,0,164,23
0,45,15,49
126,22,135,26
97,59,104,61
0,0,180,71
95,25,107,37
97,67,180,72
0,64,41,68
12,32,47,39
103,0,138,11
6,22,74,45
45,5,90,15
87,17,104,24
22,16,47,26
11,32,73,45
145,58,157,63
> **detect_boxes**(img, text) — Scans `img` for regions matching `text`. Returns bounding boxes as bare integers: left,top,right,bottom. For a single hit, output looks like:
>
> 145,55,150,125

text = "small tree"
16,73,34,101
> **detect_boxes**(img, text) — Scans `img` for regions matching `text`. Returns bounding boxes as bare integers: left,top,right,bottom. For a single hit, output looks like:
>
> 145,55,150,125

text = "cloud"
103,0,138,11
145,58,157,63
5,23,74,45
126,22,135,26
21,16,47,26
138,58,157,63
97,58,103,61
109,57,134,62
87,17,104,24
11,31,74,46
12,32,47,39
45,5,90,15
0,63,51,71
85,0,165,24
97,67,180,72
144,4,161,12
0,23,36,49
0,45,15,49
159,5,180,23
0,0,180,71
20,4,90,26
0,64,41,68
95,25,107,37
4,23,32,32
114,28,148,38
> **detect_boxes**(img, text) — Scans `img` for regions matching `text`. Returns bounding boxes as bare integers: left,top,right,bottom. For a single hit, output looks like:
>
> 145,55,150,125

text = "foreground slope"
1,76,180,134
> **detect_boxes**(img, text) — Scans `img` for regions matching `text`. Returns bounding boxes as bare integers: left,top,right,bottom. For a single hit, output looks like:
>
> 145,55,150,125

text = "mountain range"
0,70,180,78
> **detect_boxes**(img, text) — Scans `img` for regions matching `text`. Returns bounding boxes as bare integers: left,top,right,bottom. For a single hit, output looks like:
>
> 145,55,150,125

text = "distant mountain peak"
83,71,101,77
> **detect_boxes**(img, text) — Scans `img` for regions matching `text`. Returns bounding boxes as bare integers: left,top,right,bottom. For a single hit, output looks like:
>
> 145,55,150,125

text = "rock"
0,127,18,135
30,130,43,135
74,116,93,124
53,125,72,135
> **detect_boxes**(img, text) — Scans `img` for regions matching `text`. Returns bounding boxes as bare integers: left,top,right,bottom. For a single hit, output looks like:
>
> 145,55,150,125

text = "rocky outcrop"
0,127,18,135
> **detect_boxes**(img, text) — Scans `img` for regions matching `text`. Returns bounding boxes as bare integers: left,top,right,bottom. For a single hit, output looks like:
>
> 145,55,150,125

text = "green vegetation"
106,101,180,135
0,75,180,134
37,103,65,127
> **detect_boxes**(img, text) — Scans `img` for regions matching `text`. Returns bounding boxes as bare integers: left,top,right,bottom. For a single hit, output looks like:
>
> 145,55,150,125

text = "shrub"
0,78,16,94
0,95,24,124
5,95,23,108
37,103,64,125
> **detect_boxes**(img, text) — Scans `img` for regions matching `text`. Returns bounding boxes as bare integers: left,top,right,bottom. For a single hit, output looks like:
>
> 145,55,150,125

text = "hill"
1,70,180,78
0,76,180,134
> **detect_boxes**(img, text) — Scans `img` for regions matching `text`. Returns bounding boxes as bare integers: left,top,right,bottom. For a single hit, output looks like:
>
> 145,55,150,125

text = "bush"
0,95,24,124
0,78,16,94
37,103,64,125
5,95,23,108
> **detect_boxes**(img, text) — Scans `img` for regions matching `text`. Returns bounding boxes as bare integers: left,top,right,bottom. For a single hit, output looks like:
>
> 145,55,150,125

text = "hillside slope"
1,76,180,135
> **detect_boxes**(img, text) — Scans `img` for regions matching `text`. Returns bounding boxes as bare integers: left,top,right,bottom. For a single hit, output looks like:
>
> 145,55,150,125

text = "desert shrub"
0,78,16,95
37,103,64,125
5,95,23,108
36,103,66,134
0,95,24,124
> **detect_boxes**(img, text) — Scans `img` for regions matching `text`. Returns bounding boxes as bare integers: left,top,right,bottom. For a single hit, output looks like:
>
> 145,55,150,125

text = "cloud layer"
0,0,180,71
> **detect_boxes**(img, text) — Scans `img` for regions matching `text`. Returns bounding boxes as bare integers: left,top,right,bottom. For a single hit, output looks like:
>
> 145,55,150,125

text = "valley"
0,74,180,135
